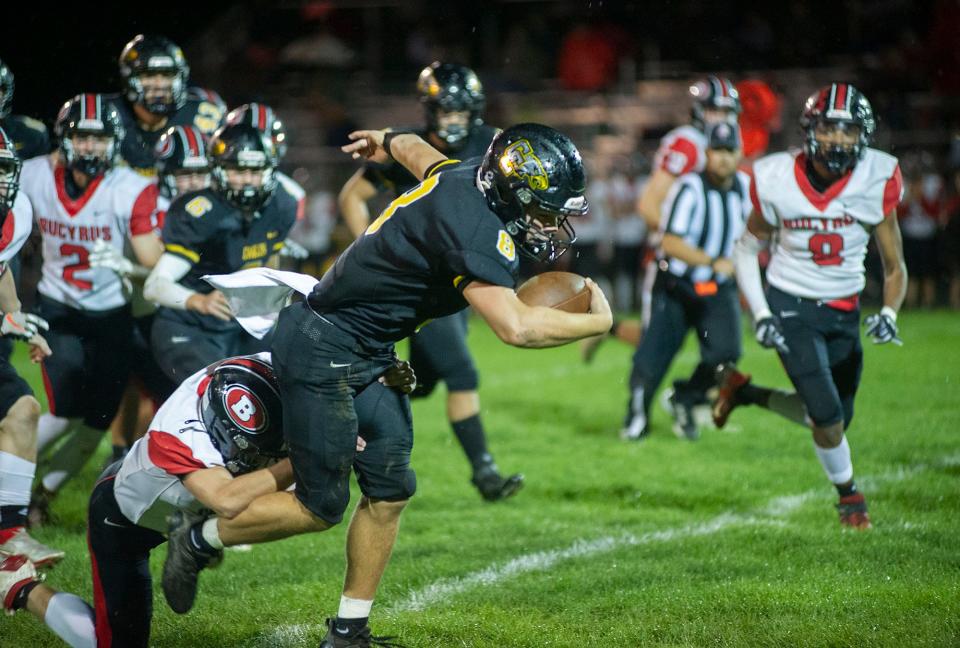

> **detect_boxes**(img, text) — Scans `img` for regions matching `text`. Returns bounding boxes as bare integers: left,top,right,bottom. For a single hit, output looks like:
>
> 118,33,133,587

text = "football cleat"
668,391,700,441
837,493,872,530
161,510,222,614
471,465,524,502
1,554,41,615
26,485,55,529
0,527,65,567
319,617,404,648
712,363,751,429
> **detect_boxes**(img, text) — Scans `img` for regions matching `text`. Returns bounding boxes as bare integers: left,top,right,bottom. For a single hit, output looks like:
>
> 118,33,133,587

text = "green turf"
4,311,959,647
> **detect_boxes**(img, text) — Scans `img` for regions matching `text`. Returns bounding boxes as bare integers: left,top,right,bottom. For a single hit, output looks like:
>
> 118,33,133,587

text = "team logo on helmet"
223,384,268,433
499,139,549,192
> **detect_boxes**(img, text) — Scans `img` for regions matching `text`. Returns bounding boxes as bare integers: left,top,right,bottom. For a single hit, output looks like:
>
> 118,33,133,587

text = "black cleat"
471,465,524,502
161,511,221,614
669,391,700,441
319,618,404,648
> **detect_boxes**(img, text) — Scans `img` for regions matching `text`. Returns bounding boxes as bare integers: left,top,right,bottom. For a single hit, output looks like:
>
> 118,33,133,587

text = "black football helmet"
119,34,190,115
225,103,288,160
208,122,278,212
800,83,876,176
55,93,124,178
478,123,588,263
417,62,485,150
689,75,741,131
199,355,286,475
0,127,21,216
155,125,211,198
0,59,13,119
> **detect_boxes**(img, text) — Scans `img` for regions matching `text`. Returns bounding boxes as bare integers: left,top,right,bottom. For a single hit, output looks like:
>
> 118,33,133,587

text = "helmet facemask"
62,132,118,178
427,102,473,150
805,119,865,176
213,163,276,213
0,154,21,214
130,69,185,116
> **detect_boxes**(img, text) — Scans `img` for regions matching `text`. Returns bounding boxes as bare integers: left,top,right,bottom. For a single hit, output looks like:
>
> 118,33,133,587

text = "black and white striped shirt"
659,170,751,283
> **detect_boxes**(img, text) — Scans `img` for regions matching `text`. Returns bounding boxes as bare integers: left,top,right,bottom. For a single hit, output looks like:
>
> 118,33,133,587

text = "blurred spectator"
900,159,943,308
942,168,960,309
609,157,648,311
576,156,614,297
557,20,628,91
736,79,782,162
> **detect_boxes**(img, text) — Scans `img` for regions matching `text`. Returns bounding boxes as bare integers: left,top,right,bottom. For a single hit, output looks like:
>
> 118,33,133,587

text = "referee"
622,122,750,441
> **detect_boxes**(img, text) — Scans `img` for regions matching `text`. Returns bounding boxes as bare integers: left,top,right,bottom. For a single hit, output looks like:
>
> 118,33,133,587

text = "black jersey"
361,124,498,196
0,114,50,160
161,186,298,331
309,159,519,346
105,94,225,176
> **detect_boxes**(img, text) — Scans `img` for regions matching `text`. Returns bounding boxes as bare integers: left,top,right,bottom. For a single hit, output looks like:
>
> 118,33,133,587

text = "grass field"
4,310,960,647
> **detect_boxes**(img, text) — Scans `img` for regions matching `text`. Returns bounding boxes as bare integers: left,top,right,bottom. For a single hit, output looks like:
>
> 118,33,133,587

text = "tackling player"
144,121,298,382
338,62,523,501
21,94,164,524
1,353,417,646
714,84,907,530
107,34,224,175
160,123,612,647
0,127,60,566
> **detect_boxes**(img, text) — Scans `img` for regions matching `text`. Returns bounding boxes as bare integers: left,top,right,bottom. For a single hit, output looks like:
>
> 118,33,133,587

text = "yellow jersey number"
365,173,441,236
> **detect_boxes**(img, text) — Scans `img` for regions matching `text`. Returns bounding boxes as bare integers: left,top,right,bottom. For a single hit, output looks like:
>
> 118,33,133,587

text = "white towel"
203,268,319,339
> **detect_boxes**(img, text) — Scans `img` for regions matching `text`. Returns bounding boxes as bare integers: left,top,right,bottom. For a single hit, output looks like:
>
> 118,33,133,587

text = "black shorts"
767,286,863,428
151,312,251,384
409,310,477,397
271,301,415,525
130,314,177,403
36,295,133,428
87,463,166,648
0,353,33,418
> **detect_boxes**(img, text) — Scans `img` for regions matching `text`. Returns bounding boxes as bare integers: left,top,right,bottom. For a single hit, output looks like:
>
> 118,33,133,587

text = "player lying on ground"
1,353,415,648
160,123,612,648
713,84,907,530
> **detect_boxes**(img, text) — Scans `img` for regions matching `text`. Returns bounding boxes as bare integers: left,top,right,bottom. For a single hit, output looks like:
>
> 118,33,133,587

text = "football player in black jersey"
106,35,224,175
339,63,521,501
0,59,50,160
144,121,297,382
161,123,612,646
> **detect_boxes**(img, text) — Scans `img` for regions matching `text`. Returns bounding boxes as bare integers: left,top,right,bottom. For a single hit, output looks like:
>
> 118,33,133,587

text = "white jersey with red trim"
113,353,273,531
19,156,159,311
751,148,902,300
653,125,707,177
277,171,306,222
0,192,34,273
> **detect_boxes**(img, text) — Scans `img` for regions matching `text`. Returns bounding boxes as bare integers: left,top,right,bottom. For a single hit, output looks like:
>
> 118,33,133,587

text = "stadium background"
4,2,960,646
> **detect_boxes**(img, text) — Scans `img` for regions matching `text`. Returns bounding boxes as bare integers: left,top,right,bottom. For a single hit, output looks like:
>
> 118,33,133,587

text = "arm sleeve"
733,228,772,321
144,253,196,309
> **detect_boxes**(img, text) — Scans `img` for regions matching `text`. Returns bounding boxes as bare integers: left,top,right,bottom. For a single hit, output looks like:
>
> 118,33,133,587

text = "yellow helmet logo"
499,139,549,191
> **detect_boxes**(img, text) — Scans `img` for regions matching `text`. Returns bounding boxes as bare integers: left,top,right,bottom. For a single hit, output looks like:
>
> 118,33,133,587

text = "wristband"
880,305,897,322
382,131,409,159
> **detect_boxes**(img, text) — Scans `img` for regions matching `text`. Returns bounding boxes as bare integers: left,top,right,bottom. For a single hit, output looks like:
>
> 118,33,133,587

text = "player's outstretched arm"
342,130,447,182
338,168,378,238
144,253,233,321
464,279,612,349
874,210,908,315
181,460,295,520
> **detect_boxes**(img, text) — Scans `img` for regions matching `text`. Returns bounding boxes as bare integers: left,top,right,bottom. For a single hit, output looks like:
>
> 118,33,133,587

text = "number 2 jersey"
19,156,159,311
750,148,902,300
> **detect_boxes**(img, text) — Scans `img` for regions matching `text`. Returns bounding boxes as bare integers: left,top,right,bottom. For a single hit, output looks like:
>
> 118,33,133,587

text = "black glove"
755,316,790,354
863,311,902,345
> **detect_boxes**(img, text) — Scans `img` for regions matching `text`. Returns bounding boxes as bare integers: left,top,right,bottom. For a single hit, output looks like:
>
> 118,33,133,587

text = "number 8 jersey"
750,148,902,300
20,155,159,310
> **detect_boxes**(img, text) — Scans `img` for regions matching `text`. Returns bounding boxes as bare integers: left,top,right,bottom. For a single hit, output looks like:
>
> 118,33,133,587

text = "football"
516,271,592,313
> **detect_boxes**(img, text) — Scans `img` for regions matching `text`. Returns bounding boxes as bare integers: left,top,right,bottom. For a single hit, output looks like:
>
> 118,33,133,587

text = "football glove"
89,239,134,277
279,238,310,260
756,316,790,354
0,311,49,341
863,311,902,345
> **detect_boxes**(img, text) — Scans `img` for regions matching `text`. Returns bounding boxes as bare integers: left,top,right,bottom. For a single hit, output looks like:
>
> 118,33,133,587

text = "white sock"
337,595,373,619
42,424,104,493
36,414,70,454
202,517,224,550
44,592,96,648
814,435,854,484
0,451,35,507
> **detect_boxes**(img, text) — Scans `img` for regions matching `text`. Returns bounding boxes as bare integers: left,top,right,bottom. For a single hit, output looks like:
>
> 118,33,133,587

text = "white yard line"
250,454,958,647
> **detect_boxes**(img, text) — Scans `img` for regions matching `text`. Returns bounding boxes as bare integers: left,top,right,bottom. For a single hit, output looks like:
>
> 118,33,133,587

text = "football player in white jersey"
0,127,63,567
713,84,907,530
18,94,164,525
0,353,415,647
